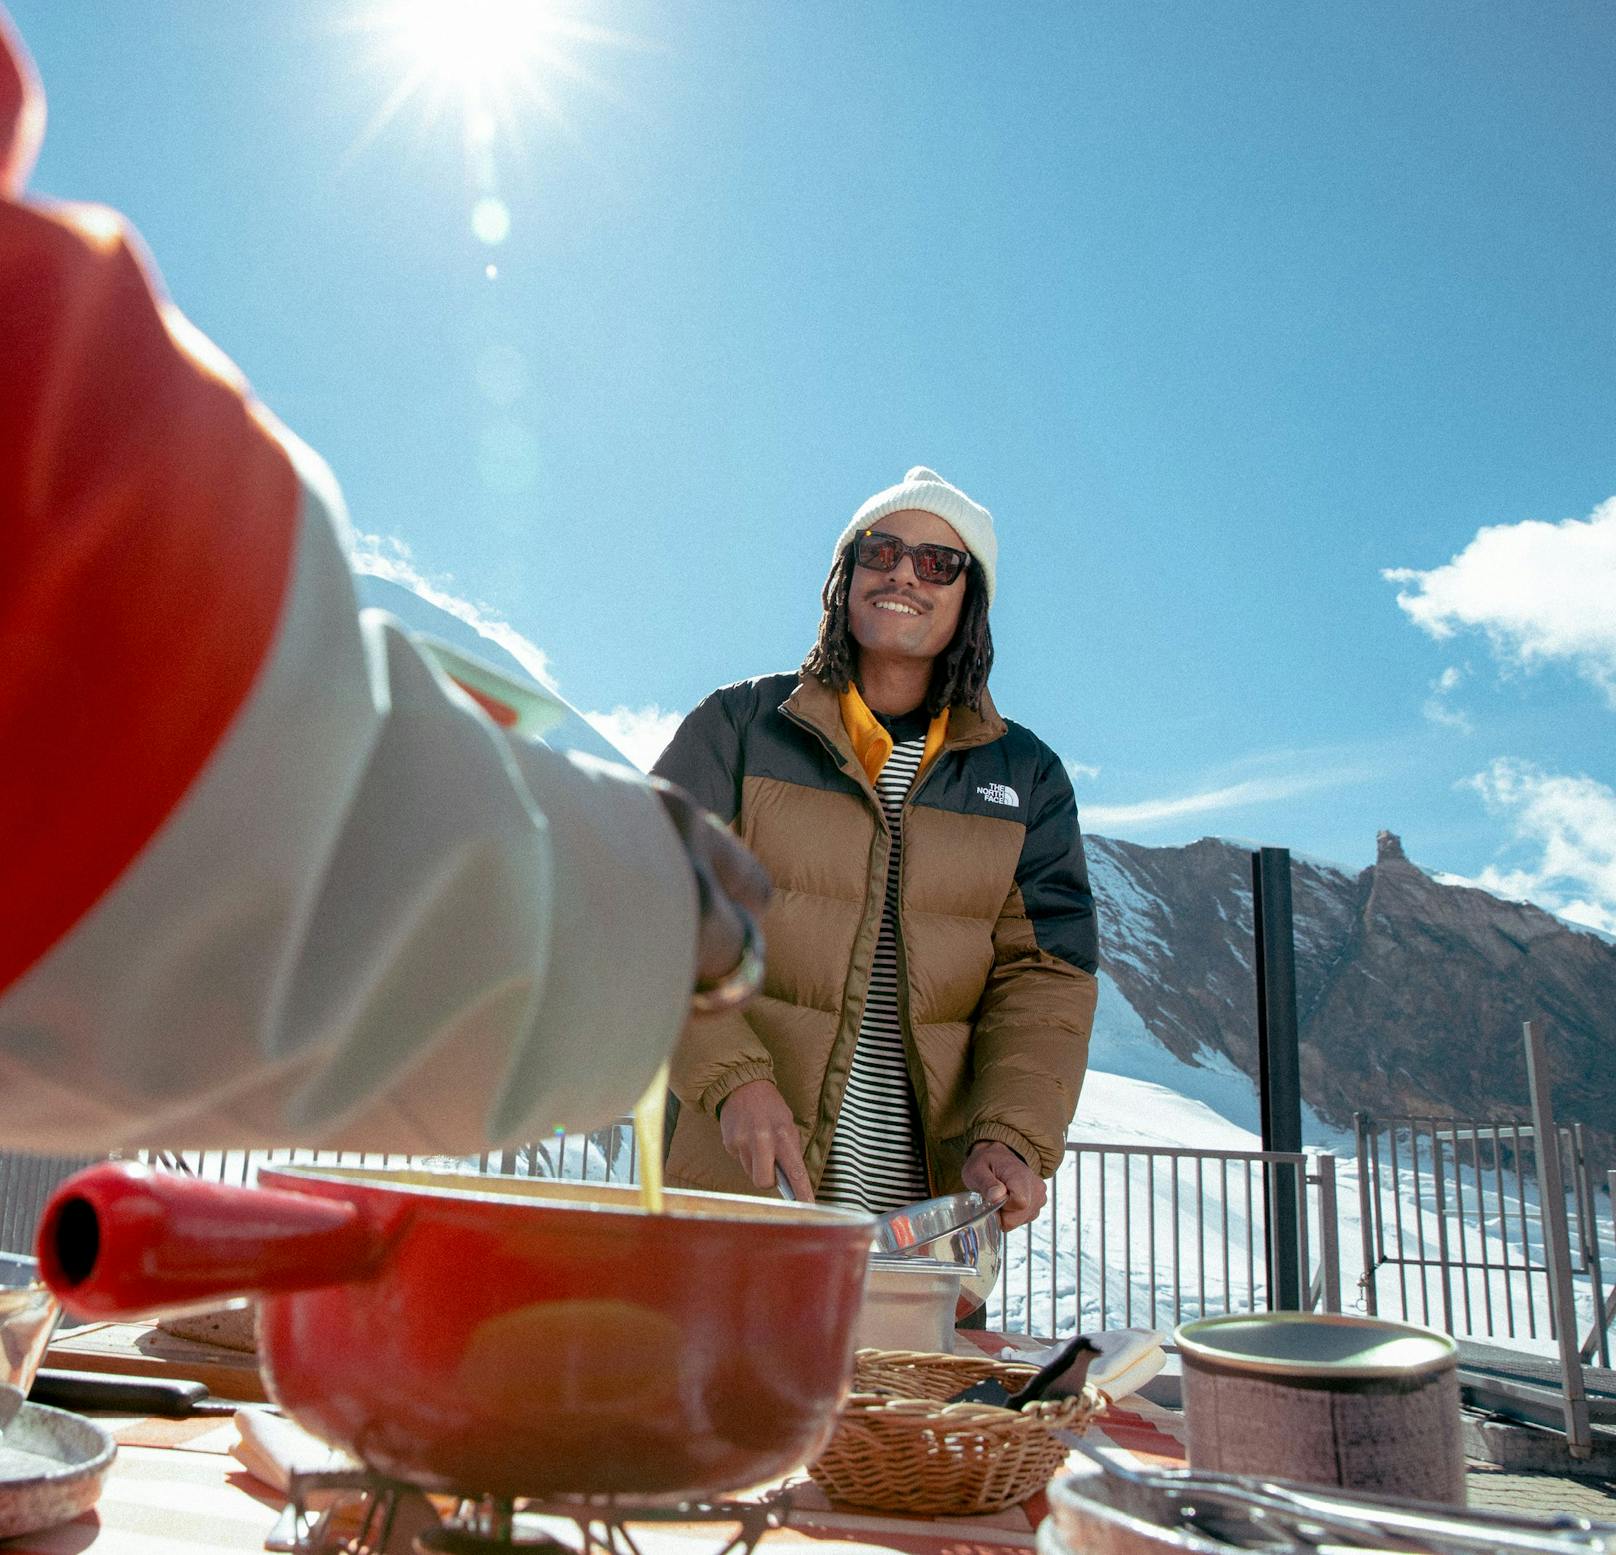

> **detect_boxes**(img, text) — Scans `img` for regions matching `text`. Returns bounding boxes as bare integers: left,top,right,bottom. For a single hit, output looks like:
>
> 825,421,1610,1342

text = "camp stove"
268,1466,792,1555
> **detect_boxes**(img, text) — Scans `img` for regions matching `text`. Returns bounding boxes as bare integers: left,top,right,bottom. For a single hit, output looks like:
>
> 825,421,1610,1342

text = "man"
654,468,1099,1229
0,10,766,1154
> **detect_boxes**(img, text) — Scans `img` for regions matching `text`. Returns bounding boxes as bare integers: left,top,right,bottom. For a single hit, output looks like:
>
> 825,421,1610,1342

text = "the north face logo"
976,782,1020,808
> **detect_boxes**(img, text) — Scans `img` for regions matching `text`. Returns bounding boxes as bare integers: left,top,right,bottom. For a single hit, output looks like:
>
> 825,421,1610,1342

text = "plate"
0,1401,117,1540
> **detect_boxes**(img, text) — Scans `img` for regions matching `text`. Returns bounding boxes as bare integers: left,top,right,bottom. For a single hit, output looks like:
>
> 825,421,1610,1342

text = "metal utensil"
1050,1444,1616,1554
872,1191,1003,1317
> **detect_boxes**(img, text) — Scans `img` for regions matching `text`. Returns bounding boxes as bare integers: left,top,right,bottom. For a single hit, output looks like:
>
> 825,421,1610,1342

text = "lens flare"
471,195,511,244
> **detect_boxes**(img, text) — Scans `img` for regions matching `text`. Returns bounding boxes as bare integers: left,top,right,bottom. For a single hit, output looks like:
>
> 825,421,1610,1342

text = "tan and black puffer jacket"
652,672,1099,1198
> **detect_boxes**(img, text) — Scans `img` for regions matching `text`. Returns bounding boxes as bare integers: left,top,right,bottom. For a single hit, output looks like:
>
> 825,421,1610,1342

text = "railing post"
1600,1170,1616,1361
1355,1113,1379,1316
1314,1153,1341,1313
1525,1019,1592,1458
1252,847,1304,1310
1573,1124,1610,1368
1430,1124,1456,1335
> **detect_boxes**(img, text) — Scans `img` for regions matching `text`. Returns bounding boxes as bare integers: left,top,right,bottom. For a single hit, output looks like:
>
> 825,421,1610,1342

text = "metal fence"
1354,1023,1616,1458
0,1153,100,1256
979,1141,1340,1338
1355,1116,1613,1366
4,1131,1339,1343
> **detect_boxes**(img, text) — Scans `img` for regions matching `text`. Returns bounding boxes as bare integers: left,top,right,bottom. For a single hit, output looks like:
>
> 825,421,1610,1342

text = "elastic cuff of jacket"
965,1122,1047,1176
700,1060,777,1118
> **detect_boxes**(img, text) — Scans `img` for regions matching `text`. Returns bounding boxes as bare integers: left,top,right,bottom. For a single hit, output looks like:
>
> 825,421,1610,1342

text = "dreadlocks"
801,546,994,716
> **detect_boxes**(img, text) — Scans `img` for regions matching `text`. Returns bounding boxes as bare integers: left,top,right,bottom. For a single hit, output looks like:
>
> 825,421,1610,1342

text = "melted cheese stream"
632,1060,669,1213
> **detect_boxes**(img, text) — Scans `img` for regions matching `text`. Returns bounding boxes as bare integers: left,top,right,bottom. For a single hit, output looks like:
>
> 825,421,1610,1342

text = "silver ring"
690,907,765,1015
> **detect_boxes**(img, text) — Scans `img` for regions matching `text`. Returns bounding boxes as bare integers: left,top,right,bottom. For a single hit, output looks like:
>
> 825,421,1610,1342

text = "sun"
388,0,569,96
348,0,630,156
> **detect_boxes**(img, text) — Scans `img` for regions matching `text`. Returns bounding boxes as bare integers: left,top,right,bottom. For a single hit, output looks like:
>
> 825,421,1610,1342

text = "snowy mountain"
1084,828,1616,1171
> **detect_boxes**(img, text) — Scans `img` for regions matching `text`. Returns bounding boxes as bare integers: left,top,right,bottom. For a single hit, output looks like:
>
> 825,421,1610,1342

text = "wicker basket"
807,1348,1100,1517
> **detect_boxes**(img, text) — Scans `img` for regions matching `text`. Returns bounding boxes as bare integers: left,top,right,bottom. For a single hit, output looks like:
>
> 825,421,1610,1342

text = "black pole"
1252,846,1304,1310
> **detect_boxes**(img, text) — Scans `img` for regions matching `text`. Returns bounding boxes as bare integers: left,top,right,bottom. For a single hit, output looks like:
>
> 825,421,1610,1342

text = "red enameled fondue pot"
37,1162,873,1499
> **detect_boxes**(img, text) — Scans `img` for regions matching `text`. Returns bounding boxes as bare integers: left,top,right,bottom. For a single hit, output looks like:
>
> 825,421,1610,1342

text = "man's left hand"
962,1141,1046,1231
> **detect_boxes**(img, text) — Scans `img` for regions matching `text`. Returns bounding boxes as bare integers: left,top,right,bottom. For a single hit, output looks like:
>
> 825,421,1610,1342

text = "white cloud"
349,531,559,691
582,705,683,773
1384,496,1616,704
1082,771,1345,832
1421,665,1472,733
1462,759,1616,936
1065,760,1101,782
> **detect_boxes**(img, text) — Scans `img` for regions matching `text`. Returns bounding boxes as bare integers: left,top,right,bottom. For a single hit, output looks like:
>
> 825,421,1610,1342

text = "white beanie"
833,466,998,605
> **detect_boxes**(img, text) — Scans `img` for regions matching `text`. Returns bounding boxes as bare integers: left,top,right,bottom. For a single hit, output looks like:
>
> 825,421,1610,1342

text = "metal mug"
1176,1311,1465,1505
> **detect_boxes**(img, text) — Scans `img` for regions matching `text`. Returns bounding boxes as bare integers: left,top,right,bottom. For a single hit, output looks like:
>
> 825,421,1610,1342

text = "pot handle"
37,1162,387,1319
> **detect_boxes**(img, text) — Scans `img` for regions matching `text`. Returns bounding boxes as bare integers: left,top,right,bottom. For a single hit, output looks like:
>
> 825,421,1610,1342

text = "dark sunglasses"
852,528,971,586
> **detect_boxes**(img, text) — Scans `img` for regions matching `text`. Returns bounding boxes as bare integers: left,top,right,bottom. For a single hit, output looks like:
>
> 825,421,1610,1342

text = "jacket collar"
783,673,1006,769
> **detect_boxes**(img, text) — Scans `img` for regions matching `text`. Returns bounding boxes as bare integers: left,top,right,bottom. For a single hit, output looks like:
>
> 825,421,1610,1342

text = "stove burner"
272,1467,792,1555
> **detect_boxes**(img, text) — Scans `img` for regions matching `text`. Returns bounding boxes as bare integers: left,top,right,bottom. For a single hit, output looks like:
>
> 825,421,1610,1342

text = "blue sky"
14,1,1615,930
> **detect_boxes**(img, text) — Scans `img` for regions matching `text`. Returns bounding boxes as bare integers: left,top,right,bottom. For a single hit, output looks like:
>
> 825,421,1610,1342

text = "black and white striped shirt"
817,717,933,1216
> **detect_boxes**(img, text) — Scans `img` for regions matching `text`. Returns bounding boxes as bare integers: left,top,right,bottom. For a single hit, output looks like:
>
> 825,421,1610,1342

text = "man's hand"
963,1141,1046,1231
653,781,772,993
718,1079,814,1201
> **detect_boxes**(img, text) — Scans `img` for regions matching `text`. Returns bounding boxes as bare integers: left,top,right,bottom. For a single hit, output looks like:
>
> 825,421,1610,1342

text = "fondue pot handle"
36,1162,387,1318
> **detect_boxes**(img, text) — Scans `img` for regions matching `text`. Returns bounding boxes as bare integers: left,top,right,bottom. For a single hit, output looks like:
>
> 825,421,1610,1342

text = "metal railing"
1355,1116,1613,1365
0,1153,100,1256
5,1131,1338,1343
981,1141,1340,1338
137,1125,645,1192
1355,1023,1615,1458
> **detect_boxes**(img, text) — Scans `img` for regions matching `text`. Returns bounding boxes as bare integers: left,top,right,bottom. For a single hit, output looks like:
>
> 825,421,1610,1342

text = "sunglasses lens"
854,533,902,571
914,546,964,584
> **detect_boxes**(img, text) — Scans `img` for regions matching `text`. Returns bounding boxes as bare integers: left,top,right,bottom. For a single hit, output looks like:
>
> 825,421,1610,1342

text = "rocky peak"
1087,831,1616,1171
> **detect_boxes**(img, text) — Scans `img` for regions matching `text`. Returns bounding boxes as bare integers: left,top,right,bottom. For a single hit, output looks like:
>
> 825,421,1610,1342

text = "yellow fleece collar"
839,684,950,784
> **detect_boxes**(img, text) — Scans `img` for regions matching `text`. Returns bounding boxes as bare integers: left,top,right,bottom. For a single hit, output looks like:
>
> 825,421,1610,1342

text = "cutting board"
44,1320,270,1403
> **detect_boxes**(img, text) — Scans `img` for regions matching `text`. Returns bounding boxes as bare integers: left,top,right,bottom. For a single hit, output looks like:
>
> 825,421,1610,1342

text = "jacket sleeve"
964,746,1099,1175
652,692,776,1114
0,32,697,1153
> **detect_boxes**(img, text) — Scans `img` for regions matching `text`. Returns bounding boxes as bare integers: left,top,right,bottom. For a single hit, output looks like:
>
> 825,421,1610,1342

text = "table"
7,1334,1191,1555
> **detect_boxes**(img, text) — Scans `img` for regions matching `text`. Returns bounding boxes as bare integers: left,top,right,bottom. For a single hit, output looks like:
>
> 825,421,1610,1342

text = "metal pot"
871,1192,1002,1318
856,1258,963,1354
37,1162,872,1500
